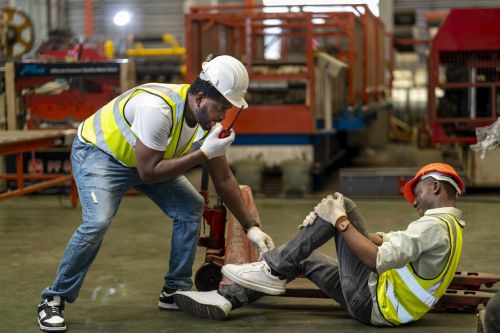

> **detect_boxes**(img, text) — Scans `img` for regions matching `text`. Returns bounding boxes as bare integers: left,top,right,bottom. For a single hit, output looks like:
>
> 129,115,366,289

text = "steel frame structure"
185,4,392,135
0,130,77,207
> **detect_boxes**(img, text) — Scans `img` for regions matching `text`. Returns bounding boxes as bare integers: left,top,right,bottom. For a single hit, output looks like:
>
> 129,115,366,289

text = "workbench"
0,129,77,207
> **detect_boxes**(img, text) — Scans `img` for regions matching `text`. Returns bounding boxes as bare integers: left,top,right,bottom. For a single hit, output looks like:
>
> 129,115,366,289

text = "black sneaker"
158,288,180,310
37,296,66,332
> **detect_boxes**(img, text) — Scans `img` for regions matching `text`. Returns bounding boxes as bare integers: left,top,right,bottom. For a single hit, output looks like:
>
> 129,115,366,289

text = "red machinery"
195,180,260,291
195,166,227,291
185,4,392,135
13,61,124,129
428,8,500,145
185,4,393,192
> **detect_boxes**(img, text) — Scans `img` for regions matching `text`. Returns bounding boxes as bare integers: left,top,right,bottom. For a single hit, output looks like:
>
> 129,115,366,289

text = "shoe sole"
158,300,180,310
174,294,227,320
38,319,67,332
221,267,285,295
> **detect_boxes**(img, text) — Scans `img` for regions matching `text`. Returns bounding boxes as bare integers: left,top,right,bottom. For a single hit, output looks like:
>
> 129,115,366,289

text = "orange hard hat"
403,163,464,204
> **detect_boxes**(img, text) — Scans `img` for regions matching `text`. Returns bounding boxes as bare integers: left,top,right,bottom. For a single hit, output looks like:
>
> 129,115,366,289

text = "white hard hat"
200,55,249,109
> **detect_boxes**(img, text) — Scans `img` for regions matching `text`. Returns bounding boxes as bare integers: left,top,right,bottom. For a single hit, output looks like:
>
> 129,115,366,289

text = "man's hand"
247,226,275,253
313,192,347,227
298,211,317,230
200,123,235,160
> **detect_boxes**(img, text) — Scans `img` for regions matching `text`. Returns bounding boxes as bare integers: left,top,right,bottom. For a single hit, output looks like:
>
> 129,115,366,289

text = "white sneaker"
174,290,232,320
37,296,66,332
221,261,286,295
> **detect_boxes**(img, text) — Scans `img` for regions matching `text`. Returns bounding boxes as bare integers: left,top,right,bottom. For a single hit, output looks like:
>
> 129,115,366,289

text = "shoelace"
46,303,63,316
240,262,270,273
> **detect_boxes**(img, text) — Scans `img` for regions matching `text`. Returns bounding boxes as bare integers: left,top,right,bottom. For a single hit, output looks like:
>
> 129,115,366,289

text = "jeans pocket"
348,286,372,323
71,140,93,175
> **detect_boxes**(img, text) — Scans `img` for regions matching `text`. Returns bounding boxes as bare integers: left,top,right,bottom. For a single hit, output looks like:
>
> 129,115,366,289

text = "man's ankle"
268,266,287,280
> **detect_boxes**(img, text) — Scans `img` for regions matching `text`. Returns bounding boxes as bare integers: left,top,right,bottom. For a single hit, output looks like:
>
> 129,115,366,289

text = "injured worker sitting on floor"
173,162,465,326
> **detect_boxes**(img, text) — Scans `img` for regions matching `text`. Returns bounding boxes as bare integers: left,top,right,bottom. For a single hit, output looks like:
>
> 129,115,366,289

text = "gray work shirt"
368,207,465,326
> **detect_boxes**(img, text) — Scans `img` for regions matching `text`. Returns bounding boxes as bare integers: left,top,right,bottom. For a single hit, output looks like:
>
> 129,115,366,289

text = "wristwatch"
241,220,260,233
335,216,350,232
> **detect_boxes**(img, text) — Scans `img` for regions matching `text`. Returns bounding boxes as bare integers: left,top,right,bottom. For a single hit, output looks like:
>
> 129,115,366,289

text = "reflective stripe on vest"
377,213,463,326
81,83,208,167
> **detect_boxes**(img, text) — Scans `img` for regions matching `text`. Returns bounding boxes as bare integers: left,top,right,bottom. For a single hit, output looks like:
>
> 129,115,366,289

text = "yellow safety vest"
376,213,463,326
80,83,209,167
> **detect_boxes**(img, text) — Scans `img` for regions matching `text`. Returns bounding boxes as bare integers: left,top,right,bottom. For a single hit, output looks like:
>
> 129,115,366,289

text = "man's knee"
343,196,357,213
182,192,205,220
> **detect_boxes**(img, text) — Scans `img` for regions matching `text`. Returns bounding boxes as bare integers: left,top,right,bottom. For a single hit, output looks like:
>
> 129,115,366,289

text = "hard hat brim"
225,96,248,109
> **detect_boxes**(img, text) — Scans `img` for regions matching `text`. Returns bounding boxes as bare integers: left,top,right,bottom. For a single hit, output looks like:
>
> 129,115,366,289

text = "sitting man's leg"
260,197,372,323
175,197,373,323
173,217,337,320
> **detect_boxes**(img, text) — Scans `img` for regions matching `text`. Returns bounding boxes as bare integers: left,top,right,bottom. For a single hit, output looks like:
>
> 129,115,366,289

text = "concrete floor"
1,187,499,332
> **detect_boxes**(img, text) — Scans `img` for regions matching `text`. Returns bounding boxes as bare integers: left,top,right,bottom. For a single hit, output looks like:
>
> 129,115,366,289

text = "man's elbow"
213,174,234,190
367,248,379,272
138,169,157,184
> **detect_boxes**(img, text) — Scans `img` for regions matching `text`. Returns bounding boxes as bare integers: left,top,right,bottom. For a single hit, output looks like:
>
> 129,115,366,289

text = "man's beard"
196,105,212,130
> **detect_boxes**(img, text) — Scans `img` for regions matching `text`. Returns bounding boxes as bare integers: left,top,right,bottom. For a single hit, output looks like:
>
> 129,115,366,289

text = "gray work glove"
247,226,275,253
298,211,317,230
313,192,347,227
200,123,235,159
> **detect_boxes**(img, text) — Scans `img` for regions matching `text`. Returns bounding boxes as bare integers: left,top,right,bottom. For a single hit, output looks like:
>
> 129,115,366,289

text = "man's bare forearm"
368,233,383,246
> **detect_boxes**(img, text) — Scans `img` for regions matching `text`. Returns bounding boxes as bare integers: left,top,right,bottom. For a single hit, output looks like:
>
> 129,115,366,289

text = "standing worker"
36,55,275,332
175,163,465,327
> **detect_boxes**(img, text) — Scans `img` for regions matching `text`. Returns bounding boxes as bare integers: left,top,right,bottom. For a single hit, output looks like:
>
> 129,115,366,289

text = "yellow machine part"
104,33,185,58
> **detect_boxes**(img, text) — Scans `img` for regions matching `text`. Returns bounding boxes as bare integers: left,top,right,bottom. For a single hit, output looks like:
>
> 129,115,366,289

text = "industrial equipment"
195,166,227,291
185,4,393,192
195,185,260,291
429,8,500,145
1,60,132,194
0,7,34,59
0,129,77,206
105,33,185,84
428,8,500,187
8,60,131,130
0,12,135,192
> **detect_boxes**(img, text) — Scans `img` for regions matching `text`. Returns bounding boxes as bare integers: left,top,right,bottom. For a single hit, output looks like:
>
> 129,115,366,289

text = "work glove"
247,226,275,254
298,211,317,230
200,123,235,159
313,192,347,227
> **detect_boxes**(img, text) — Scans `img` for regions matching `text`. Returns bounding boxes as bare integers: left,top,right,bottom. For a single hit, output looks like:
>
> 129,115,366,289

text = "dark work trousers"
219,197,374,324
484,292,500,333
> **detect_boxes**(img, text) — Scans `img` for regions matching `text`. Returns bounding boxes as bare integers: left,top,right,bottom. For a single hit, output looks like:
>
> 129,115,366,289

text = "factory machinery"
185,3,393,193
428,8,500,187
0,7,134,196
316,7,500,198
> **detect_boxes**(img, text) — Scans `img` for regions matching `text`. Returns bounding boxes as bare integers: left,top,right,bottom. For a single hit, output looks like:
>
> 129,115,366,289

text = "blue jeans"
42,138,204,303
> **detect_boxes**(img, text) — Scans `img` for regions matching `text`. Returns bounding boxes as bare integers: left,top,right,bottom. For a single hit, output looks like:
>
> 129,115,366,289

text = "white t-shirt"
79,92,201,155
125,92,199,154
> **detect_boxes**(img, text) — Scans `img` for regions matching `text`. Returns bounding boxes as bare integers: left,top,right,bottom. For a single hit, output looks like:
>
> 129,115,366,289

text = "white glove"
200,123,235,159
298,211,317,230
313,192,347,227
247,226,275,253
